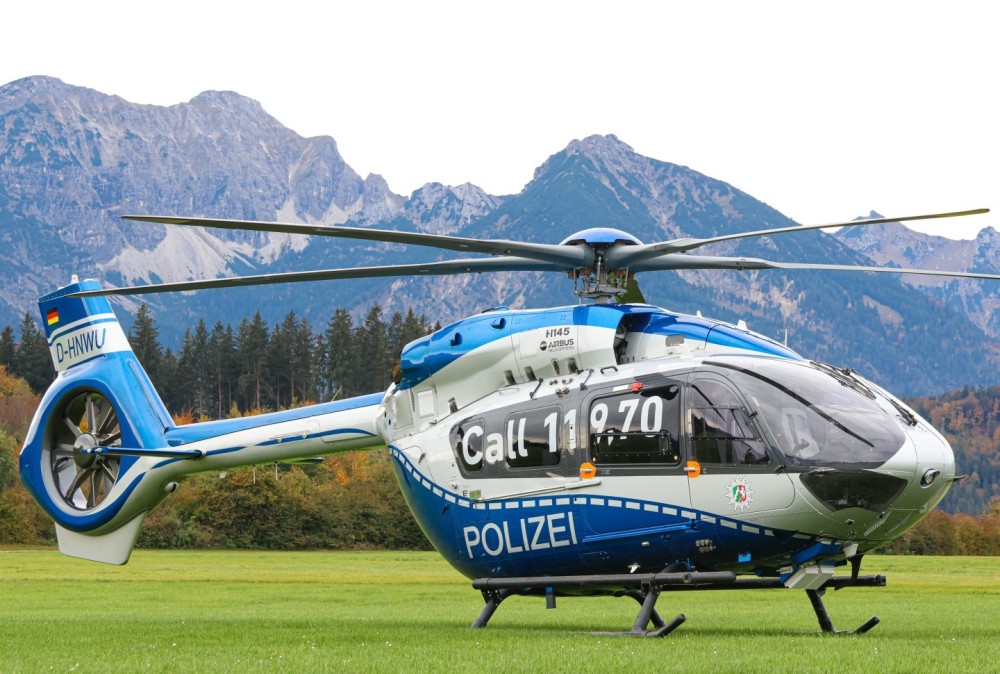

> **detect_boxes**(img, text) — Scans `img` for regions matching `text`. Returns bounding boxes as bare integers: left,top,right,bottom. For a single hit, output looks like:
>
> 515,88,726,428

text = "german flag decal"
46,308,59,326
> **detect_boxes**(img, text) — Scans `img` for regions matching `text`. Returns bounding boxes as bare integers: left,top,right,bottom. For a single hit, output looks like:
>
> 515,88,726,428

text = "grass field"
1,550,997,673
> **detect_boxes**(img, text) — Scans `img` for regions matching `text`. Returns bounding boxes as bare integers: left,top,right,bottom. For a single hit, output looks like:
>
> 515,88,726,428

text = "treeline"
882,499,1000,556
129,303,438,418
136,452,430,551
0,314,55,395
1,305,999,554
0,359,431,550
0,301,442,551
0,302,438,413
907,386,1000,516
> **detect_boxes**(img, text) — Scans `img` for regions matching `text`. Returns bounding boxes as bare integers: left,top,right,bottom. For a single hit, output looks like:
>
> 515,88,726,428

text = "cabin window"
453,406,564,473
589,384,681,465
393,390,413,428
505,406,562,468
454,417,486,472
689,379,769,465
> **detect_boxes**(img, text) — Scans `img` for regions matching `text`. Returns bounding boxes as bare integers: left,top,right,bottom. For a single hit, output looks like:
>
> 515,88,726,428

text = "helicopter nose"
889,426,956,516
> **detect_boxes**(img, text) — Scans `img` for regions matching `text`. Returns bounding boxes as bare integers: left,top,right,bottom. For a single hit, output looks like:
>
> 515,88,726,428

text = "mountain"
836,219,1000,337
0,76,403,322
1,76,998,396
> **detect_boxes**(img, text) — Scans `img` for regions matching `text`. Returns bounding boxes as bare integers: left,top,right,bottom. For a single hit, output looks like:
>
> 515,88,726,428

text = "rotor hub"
73,433,99,468
561,228,642,303
559,227,643,248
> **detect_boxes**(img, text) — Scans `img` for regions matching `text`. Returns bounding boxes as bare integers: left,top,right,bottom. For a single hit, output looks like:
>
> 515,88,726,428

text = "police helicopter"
19,206,998,636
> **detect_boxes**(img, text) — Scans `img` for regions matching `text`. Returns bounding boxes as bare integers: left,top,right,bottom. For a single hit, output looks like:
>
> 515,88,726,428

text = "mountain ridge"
1,76,998,396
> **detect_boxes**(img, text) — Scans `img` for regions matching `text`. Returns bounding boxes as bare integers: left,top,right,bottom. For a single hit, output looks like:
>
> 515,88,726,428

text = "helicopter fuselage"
380,303,954,581
20,286,953,582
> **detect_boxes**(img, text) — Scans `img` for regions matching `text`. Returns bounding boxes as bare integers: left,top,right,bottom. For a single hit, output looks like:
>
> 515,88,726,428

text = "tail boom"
20,278,386,564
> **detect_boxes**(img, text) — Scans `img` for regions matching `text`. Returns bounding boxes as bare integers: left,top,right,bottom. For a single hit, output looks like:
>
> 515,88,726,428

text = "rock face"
1,76,998,395
836,218,1000,338
0,76,404,312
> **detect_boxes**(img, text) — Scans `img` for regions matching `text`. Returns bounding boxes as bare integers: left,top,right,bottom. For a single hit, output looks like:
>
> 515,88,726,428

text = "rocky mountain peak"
1,75,101,109
534,134,635,180
974,226,1000,245
0,75,405,304
403,182,502,234
188,89,263,110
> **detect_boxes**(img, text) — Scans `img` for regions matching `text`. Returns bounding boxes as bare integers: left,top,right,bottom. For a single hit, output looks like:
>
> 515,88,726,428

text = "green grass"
0,550,997,673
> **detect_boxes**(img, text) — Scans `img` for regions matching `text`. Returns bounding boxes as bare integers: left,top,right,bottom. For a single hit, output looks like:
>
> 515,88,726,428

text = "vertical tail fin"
41,276,135,374
21,278,174,563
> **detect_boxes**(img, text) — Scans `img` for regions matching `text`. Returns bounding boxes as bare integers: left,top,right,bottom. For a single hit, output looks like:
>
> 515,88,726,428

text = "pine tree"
207,322,237,418
237,312,271,412
159,347,179,412
388,311,406,360
401,308,432,351
268,312,295,409
321,309,354,400
14,313,53,394
177,321,211,417
0,326,15,372
293,315,317,404
356,304,391,394
127,303,163,384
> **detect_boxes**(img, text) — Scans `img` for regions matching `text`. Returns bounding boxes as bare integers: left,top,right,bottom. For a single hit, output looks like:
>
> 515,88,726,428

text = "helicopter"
18,206,999,637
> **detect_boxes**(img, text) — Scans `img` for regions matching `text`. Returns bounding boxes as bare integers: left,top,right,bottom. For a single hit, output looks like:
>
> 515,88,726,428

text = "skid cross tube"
471,572,886,636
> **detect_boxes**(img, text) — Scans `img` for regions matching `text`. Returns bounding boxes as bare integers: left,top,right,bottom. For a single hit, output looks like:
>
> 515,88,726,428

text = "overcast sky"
3,1,997,238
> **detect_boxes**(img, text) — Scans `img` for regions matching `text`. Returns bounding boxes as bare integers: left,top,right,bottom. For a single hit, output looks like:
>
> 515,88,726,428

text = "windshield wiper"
811,361,917,426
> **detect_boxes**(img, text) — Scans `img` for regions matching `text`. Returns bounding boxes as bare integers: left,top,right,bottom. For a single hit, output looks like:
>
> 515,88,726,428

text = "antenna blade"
122,215,589,267
609,208,990,267
621,276,646,304
69,257,556,297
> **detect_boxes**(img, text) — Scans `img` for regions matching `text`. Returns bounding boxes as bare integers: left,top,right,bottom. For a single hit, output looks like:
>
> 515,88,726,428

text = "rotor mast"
571,248,630,303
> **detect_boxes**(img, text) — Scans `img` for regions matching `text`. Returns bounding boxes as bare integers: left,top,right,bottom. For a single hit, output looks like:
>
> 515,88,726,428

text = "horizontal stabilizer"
82,446,204,459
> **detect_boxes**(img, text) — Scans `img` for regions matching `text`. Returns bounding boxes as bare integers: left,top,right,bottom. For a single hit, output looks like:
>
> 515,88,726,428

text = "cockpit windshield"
709,359,907,468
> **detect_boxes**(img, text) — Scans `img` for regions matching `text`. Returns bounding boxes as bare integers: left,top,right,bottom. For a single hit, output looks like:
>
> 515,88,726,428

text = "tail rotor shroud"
49,391,123,511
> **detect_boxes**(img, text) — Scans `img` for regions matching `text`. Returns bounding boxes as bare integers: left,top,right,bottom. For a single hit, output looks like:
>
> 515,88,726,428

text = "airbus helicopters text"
19,207,996,636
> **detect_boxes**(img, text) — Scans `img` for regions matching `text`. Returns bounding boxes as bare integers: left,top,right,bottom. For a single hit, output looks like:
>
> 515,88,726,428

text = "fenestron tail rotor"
69,207,993,303
49,392,123,510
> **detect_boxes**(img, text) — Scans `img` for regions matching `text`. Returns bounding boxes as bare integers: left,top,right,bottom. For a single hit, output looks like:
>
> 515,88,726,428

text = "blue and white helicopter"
18,207,997,636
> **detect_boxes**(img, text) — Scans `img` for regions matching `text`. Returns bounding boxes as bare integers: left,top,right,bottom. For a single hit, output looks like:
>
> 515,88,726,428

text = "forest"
0,305,998,554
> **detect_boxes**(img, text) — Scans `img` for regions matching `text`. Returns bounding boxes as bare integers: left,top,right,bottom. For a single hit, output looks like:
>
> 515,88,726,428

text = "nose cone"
803,421,956,547
854,422,955,544
893,424,955,514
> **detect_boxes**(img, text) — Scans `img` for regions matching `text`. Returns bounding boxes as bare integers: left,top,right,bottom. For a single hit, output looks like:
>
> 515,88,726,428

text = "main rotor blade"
632,253,1000,281
769,262,1000,281
122,215,591,268
608,208,990,268
69,256,558,297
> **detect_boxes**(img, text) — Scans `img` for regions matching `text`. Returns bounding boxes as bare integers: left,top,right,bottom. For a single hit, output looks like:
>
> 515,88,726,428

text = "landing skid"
471,572,885,637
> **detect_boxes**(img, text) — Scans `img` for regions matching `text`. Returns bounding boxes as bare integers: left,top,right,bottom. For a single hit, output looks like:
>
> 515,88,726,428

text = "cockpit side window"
689,379,770,465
